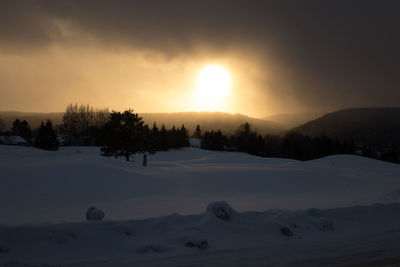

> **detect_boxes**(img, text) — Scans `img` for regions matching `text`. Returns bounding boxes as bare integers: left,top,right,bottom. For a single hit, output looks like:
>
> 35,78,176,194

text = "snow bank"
1,202,400,266
206,201,236,220
86,206,105,221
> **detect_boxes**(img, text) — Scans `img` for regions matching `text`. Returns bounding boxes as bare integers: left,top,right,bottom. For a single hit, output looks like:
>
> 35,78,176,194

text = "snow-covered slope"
0,145,399,225
1,145,400,266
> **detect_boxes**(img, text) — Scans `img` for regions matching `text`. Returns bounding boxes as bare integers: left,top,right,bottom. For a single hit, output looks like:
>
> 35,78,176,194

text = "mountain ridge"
294,107,400,149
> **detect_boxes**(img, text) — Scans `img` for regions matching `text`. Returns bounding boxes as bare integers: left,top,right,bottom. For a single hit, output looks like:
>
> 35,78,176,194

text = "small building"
189,138,201,148
57,134,67,146
0,135,28,145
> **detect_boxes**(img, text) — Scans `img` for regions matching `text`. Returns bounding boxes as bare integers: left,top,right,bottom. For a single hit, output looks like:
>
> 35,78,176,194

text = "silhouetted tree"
148,122,159,151
193,124,202,138
361,145,377,159
234,122,254,153
141,124,153,154
36,120,59,150
380,150,399,163
152,122,159,135
0,118,5,134
101,110,145,161
62,103,109,145
100,112,190,159
201,130,226,150
159,125,169,150
169,125,178,148
178,124,190,147
198,123,358,162
264,135,281,157
12,119,32,141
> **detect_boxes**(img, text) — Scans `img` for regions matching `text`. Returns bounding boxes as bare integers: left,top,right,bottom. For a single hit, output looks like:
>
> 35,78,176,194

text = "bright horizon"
1,1,400,118
0,48,277,118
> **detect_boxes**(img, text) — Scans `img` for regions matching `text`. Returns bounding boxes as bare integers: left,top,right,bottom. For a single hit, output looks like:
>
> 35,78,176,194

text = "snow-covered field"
1,145,400,266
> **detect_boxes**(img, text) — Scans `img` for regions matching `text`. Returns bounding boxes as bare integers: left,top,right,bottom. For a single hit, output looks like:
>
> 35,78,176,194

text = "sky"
0,0,399,118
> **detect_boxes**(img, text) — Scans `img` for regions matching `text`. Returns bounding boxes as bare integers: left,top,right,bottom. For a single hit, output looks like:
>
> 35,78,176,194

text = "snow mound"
280,226,294,237
1,203,400,266
186,239,208,250
381,189,400,202
86,206,105,221
206,201,236,220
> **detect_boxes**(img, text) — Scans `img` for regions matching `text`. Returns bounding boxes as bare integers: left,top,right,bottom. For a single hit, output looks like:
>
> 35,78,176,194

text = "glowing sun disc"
197,65,231,98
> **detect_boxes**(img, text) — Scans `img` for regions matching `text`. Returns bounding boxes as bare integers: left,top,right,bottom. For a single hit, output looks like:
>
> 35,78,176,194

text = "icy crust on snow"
1,202,400,265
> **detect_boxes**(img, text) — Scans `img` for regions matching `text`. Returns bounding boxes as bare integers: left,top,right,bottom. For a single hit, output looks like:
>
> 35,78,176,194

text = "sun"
196,65,231,98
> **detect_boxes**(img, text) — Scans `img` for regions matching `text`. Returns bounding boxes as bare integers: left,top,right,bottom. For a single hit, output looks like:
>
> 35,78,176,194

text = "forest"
0,104,398,163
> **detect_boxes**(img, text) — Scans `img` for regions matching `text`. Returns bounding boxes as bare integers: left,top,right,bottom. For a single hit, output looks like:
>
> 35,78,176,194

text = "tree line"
0,118,59,150
0,105,190,156
58,104,190,158
1,104,398,163
99,110,189,161
199,122,399,163
62,104,110,145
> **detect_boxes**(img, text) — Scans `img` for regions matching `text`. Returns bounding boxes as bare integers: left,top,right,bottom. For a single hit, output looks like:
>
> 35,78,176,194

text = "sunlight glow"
192,65,232,111
197,65,231,98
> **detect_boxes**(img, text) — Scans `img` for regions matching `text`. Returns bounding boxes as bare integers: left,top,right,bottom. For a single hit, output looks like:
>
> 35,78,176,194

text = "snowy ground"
1,145,400,266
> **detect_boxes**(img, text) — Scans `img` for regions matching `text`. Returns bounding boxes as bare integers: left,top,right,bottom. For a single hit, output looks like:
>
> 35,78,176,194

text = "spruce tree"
194,124,202,138
179,124,190,147
159,125,168,150
101,110,146,161
0,118,5,134
150,122,160,151
12,119,32,140
36,120,59,150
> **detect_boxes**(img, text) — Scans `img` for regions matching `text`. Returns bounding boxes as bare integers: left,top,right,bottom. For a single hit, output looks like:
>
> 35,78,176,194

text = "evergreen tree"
36,120,59,150
159,125,169,150
193,124,202,138
199,123,357,161
235,122,252,152
11,119,22,135
264,135,281,157
150,122,160,151
201,130,226,150
0,118,5,134
12,119,32,140
178,124,190,147
170,125,178,148
152,122,159,135
101,110,146,161
142,124,153,154
380,150,400,163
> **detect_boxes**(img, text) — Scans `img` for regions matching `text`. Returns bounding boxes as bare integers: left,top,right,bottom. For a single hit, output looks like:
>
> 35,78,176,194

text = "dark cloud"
1,0,400,112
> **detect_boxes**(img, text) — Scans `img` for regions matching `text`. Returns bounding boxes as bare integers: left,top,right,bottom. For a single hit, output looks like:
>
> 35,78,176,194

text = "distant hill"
294,107,400,149
0,111,64,130
0,111,285,135
264,111,325,128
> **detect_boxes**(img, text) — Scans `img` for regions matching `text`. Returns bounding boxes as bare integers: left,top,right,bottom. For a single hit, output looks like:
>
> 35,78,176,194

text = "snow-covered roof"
57,134,66,143
189,138,201,147
0,135,28,145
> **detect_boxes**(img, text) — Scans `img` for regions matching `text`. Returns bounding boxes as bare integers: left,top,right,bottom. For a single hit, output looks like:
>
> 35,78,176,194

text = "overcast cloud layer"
0,0,399,115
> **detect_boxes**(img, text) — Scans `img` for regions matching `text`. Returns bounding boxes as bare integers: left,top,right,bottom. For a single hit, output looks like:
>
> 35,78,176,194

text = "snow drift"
1,201,400,266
